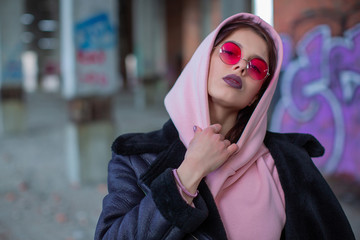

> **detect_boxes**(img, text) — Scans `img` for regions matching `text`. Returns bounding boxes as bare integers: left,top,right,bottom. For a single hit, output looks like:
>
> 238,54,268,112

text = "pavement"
0,90,359,240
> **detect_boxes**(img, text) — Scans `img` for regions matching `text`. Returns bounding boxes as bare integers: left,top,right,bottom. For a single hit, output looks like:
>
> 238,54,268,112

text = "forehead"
223,28,268,61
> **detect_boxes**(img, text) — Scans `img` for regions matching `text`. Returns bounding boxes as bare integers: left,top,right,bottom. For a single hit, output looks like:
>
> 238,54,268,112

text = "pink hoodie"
165,13,285,239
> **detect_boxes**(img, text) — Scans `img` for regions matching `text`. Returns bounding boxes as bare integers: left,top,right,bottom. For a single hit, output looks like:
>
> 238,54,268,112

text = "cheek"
255,81,264,92
250,81,265,97
207,57,219,89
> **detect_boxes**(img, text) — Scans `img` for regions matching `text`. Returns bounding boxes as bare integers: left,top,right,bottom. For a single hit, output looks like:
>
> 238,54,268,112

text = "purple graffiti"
271,24,360,178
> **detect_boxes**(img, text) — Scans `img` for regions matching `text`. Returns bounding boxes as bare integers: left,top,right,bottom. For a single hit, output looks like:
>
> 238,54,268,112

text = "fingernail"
193,125,197,132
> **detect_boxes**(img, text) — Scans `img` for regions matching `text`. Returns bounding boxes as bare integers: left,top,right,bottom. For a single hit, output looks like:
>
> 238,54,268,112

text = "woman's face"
207,27,269,111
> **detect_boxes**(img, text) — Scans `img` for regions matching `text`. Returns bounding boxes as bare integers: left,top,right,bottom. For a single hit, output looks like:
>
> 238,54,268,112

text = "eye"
250,64,261,73
221,42,241,55
221,49,236,56
219,42,242,65
250,58,268,73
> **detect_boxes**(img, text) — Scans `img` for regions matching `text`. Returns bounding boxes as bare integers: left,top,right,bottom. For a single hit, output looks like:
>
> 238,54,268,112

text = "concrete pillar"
182,0,201,66
60,0,119,185
66,96,114,185
0,0,26,134
220,0,251,20
132,0,167,107
252,0,273,25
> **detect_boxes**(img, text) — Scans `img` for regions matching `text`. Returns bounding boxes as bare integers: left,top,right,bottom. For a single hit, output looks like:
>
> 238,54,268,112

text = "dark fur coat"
95,120,355,240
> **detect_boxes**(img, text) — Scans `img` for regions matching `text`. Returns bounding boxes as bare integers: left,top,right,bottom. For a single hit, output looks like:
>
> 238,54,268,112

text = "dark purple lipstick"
222,74,242,89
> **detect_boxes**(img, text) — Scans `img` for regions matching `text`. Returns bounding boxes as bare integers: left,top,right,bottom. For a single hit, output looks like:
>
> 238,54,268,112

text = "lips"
222,74,243,89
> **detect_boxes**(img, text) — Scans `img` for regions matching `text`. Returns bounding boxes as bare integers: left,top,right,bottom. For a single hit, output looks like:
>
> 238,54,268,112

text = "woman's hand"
176,124,238,198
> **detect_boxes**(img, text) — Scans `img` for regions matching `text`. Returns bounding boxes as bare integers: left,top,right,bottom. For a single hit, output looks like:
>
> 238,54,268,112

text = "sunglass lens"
248,58,269,80
220,42,241,65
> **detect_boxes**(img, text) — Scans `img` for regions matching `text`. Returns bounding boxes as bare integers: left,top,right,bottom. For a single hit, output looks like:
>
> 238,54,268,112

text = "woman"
95,13,355,239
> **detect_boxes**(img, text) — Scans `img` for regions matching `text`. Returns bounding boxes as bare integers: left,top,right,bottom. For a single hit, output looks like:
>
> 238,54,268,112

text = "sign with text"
74,1,119,97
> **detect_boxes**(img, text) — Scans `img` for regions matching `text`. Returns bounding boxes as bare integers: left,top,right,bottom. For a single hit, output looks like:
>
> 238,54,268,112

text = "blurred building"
0,0,251,94
0,0,254,185
0,0,360,181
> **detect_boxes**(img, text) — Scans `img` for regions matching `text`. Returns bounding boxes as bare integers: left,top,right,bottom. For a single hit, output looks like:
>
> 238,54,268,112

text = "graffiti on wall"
270,24,360,177
75,12,117,92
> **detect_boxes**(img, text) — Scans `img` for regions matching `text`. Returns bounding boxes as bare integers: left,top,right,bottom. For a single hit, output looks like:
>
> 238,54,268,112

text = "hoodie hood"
165,12,283,192
164,13,285,239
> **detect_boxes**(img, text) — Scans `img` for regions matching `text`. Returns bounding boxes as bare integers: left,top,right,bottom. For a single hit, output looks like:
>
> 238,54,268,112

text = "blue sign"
75,13,116,50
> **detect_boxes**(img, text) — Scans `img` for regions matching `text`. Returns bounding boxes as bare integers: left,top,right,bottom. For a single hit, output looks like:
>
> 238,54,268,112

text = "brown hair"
213,16,277,143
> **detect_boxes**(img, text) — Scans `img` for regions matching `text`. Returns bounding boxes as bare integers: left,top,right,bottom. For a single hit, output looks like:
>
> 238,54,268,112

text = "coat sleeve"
94,153,209,240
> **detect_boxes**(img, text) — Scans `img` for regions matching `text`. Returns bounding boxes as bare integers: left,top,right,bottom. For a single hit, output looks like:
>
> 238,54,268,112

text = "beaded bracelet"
172,169,199,198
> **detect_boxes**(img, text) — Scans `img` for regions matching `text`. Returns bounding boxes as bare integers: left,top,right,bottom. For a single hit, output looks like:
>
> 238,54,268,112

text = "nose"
232,58,248,75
